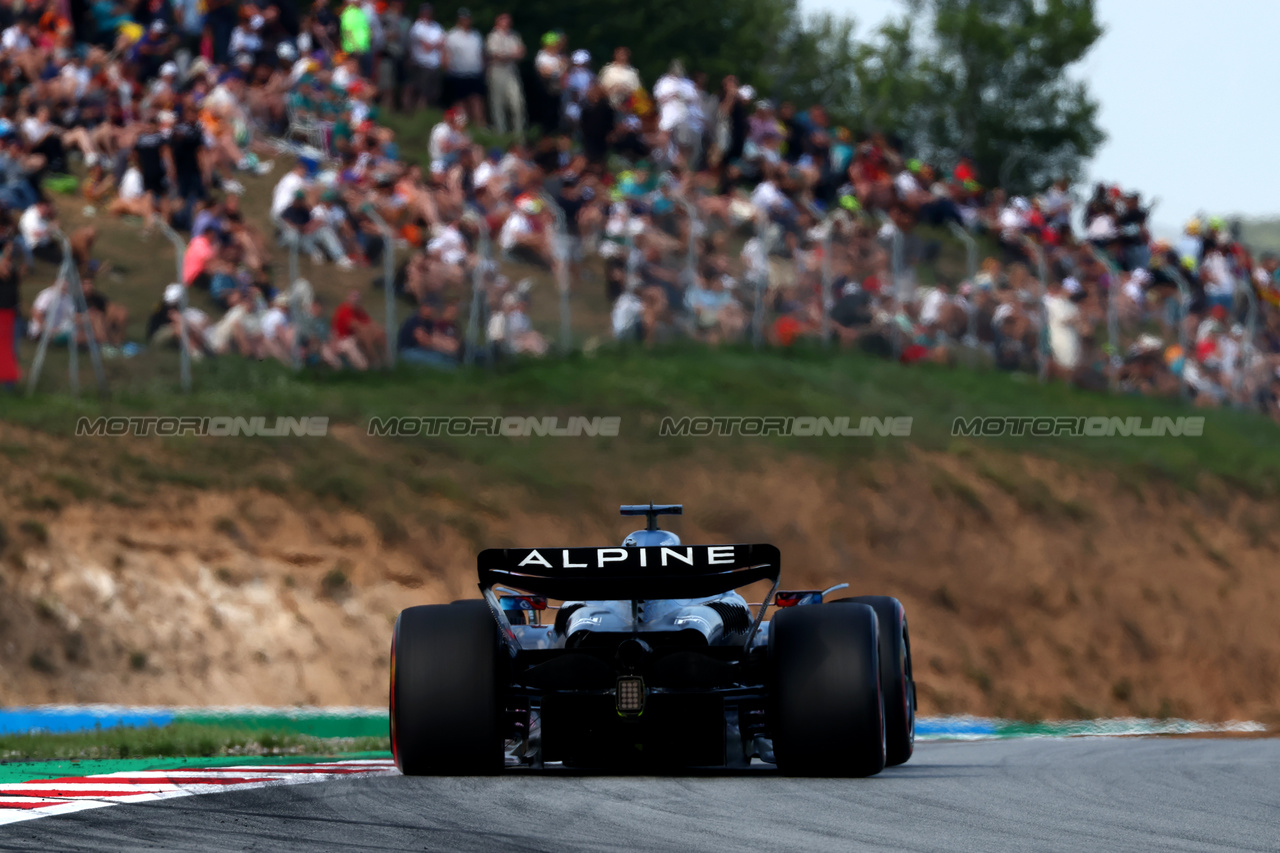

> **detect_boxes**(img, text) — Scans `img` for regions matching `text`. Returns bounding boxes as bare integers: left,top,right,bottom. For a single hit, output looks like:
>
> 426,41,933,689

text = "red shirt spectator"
332,294,372,339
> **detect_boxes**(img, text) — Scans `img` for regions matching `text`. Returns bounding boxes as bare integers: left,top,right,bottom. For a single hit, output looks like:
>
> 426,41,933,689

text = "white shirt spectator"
485,29,523,70
599,61,640,104
427,224,467,266
611,291,643,338
228,25,262,56
750,180,787,216
311,203,345,228
499,211,534,252
653,74,695,132
473,160,496,190
1042,186,1072,227
427,120,466,169
29,284,75,340
535,48,566,85
894,171,921,199
410,18,445,67
61,64,92,101
204,83,239,116
20,116,51,145
1086,213,1116,242
1,26,30,52
998,205,1025,242
1201,250,1234,298
19,205,50,248
271,170,308,218
1045,292,1082,370
919,288,947,327
120,167,144,201
445,27,484,75
261,306,290,340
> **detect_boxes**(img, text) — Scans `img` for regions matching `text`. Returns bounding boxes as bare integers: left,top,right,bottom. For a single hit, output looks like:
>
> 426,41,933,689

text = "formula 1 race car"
390,504,915,776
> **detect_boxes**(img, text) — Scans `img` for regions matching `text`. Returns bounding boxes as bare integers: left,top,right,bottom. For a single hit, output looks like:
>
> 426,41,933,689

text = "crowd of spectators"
0,0,1278,421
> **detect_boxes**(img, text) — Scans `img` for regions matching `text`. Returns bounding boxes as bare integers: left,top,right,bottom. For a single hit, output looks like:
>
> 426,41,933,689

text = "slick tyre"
836,596,915,766
769,603,886,777
390,601,504,775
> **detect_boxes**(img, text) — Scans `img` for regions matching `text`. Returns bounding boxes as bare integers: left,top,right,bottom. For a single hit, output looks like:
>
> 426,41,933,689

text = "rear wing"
477,544,780,601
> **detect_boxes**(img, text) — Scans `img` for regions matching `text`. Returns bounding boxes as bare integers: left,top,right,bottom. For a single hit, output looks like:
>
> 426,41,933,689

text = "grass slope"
5,347,1277,500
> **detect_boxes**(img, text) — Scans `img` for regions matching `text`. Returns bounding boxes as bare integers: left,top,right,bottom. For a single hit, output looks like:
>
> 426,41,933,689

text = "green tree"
417,0,795,87
906,0,1106,193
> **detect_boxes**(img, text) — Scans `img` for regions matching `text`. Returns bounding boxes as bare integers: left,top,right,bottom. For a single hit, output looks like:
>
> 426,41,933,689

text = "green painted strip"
174,711,387,739
993,718,1266,738
0,751,391,786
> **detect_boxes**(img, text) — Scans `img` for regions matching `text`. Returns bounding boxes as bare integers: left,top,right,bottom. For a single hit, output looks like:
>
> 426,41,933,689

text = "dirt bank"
1,435,1278,726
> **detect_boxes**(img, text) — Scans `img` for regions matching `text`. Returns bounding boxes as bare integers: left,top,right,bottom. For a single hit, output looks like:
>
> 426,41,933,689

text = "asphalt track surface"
4,738,1278,852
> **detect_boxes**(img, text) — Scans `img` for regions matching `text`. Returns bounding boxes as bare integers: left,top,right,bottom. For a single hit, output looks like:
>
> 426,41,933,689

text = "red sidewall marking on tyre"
0,759,397,826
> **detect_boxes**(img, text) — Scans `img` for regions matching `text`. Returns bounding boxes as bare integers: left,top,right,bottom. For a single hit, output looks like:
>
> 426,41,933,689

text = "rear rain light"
616,676,646,715
774,591,823,608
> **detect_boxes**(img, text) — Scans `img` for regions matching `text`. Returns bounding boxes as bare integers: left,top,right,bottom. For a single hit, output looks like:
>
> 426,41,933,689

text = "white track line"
0,760,398,827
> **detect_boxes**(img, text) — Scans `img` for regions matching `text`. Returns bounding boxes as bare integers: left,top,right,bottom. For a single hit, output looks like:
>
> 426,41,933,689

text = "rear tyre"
390,600,504,775
836,596,915,766
769,603,885,777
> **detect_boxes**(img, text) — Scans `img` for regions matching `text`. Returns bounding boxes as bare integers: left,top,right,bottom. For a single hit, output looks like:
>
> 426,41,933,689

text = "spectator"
579,82,616,168
408,3,445,109
279,189,353,269
27,278,75,345
380,0,411,111
259,294,295,364
500,193,552,266
0,241,20,386
445,8,485,128
428,108,471,174
488,290,546,356
599,46,640,108
340,0,373,78
19,201,58,263
398,300,459,367
484,13,525,136
81,275,130,351
532,30,565,136
562,50,593,130
272,160,312,220
331,288,386,367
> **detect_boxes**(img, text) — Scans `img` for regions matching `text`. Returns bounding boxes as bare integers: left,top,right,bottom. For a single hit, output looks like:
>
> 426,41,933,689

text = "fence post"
462,209,492,366
877,212,904,361
1158,262,1194,403
820,209,853,346
1022,236,1051,384
272,215,304,371
25,248,74,396
362,206,397,368
947,222,980,364
540,193,572,355
674,195,700,287
1086,244,1124,393
751,210,774,349
155,221,193,393
27,231,108,398
1235,276,1260,406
